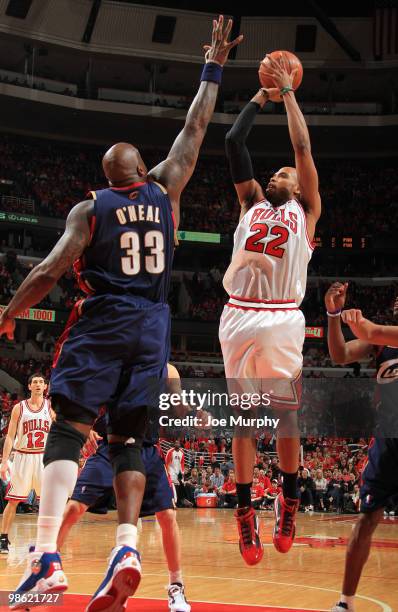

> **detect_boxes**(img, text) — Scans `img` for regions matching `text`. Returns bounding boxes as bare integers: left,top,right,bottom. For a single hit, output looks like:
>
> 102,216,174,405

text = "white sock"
341,594,355,608
36,460,78,553
116,524,137,549
169,570,183,585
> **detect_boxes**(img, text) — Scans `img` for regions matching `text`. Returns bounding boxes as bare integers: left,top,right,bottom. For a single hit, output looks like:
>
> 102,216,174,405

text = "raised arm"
225,89,278,215
325,282,374,364
267,55,321,239
149,15,242,225
0,403,21,480
0,199,93,339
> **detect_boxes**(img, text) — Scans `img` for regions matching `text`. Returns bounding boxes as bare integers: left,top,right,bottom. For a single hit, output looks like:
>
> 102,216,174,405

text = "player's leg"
87,303,172,611
0,500,19,553
273,410,300,553
2,452,32,554
86,411,147,612
332,509,383,612
36,397,90,554
332,437,396,612
219,306,264,566
57,500,88,550
11,395,91,606
156,509,190,612
140,444,190,611
57,444,114,550
262,311,304,554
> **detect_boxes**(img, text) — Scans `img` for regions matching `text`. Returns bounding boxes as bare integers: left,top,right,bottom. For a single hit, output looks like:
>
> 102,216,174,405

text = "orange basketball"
258,50,303,91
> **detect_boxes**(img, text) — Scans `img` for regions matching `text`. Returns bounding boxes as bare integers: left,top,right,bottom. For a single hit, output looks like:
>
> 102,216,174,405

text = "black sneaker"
0,535,10,554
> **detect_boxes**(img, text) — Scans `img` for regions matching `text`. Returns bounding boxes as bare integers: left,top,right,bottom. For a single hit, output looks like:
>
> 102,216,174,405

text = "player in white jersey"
0,373,52,554
220,55,321,564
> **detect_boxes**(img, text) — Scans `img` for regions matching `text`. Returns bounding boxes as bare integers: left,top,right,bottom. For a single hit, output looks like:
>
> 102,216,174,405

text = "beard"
265,186,291,207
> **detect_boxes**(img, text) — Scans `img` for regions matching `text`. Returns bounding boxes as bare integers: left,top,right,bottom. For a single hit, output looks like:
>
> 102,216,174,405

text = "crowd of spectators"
1,135,398,241
1,250,396,331
166,436,389,515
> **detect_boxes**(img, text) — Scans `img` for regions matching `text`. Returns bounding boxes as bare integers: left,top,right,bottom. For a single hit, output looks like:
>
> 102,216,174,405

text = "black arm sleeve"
225,101,261,184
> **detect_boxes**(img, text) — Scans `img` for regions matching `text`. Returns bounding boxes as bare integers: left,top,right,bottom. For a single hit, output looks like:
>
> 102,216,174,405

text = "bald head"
282,167,298,184
102,142,147,186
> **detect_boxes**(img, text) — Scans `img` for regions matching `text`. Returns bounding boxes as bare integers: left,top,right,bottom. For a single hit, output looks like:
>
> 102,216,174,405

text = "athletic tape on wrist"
326,310,342,317
201,62,223,85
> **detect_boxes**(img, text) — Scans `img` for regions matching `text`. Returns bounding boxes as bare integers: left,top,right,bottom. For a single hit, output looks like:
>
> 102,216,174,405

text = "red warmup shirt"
222,481,237,494
251,484,264,499
266,484,280,496
258,475,271,490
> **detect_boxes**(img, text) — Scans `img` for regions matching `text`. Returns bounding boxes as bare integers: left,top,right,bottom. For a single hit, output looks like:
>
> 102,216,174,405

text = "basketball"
258,50,303,90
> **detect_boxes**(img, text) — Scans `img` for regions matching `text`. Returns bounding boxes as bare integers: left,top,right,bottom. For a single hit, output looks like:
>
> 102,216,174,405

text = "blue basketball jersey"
74,180,175,303
376,345,398,413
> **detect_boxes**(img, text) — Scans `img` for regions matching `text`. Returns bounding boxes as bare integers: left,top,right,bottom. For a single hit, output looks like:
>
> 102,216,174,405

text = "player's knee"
43,420,86,468
276,409,299,436
6,500,19,509
108,441,146,477
357,511,381,535
64,500,87,521
156,509,176,528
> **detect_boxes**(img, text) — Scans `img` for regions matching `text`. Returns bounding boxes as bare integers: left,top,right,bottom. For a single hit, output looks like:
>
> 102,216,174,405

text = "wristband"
280,86,294,96
326,309,342,318
201,61,223,85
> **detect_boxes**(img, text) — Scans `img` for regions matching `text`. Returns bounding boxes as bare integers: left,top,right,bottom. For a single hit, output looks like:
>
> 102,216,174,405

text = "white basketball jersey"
14,398,51,453
223,199,314,305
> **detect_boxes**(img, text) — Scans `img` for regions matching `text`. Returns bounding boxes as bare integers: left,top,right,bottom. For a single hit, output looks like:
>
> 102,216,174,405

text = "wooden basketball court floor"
0,509,397,611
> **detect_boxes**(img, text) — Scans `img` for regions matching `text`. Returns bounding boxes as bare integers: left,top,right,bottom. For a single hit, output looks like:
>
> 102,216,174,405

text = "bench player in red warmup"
0,16,242,611
220,54,321,563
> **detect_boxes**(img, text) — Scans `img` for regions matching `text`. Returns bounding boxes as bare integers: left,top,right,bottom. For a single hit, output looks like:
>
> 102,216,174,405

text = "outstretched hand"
203,15,243,67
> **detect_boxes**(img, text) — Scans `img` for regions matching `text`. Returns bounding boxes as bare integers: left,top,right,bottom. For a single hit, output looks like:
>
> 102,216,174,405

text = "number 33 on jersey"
74,181,175,304
223,198,314,306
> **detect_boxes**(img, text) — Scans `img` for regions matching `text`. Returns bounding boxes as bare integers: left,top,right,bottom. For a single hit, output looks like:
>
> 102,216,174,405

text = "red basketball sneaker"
273,493,299,553
235,507,264,565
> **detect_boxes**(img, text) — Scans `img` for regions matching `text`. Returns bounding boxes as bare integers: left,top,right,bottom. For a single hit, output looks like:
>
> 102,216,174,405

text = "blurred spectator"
298,469,315,511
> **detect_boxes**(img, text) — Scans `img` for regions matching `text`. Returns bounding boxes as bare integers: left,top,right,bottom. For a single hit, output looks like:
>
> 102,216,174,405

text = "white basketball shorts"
219,296,305,409
6,451,44,501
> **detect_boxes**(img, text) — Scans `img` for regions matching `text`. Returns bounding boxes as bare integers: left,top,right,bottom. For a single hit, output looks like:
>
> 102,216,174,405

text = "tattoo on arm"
149,81,219,197
4,200,93,319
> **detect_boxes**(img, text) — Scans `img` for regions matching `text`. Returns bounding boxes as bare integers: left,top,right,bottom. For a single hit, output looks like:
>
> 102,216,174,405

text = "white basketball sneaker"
168,582,191,612
331,603,354,612
86,545,141,612
10,548,68,609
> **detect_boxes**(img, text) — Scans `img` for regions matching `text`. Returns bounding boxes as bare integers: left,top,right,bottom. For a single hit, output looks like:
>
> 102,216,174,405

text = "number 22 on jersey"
245,223,289,259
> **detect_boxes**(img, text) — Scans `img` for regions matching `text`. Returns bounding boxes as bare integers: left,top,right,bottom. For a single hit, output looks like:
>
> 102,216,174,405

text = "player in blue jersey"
0,15,242,611
57,364,190,612
325,283,398,612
